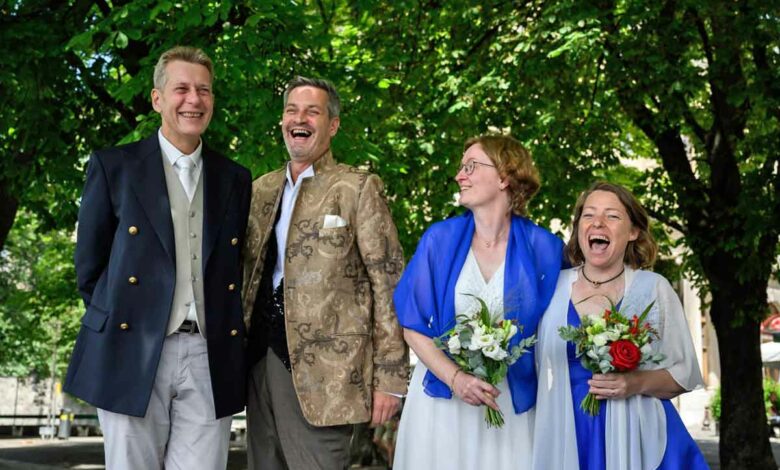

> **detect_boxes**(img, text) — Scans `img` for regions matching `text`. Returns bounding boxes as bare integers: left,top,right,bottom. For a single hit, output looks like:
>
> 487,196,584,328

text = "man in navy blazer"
64,46,251,469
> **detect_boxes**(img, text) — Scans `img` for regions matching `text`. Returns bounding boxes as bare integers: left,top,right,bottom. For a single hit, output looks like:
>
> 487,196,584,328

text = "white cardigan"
532,267,704,470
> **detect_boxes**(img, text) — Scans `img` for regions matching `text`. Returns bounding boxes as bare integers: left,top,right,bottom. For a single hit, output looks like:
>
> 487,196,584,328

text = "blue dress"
567,301,710,469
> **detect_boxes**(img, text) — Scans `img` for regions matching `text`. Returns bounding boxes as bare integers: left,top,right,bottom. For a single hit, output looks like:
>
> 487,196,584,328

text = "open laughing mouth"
290,127,313,140
588,234,610,252
179,112,204,118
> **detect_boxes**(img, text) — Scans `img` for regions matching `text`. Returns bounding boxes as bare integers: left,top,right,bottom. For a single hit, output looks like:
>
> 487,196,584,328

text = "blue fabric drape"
566,302,709,469
393,211,563,413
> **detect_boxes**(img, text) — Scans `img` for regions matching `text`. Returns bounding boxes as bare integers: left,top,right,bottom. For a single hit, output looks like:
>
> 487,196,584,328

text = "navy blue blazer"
64,135,251,419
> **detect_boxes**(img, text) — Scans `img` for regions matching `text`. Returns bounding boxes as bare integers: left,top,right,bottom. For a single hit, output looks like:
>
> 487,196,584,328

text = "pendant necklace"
581,266,625,288
475,227,507,248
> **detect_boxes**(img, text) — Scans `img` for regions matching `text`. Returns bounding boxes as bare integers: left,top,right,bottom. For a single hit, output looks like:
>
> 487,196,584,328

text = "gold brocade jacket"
242,152,409,426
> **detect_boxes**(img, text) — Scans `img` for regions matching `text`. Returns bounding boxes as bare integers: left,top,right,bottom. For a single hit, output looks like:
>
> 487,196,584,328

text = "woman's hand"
589,369,685,400
588,372,637,400
452,372,501,411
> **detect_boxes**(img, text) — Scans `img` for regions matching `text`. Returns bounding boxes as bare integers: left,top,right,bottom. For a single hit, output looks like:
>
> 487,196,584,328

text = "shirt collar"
158,129,203,168
285,162,315,188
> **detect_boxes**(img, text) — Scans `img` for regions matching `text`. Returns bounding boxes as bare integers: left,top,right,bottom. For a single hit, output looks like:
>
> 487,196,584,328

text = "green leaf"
66,30,95,50
115,31,129,49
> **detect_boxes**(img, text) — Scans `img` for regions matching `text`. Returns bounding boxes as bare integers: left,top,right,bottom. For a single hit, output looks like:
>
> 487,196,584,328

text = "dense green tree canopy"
0,1,777,467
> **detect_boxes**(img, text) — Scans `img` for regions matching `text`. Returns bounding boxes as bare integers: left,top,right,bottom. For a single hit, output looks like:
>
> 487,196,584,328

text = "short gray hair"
153,46,213,90
283,76,341,118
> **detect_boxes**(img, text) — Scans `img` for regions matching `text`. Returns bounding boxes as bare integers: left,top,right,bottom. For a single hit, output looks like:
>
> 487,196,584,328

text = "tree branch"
751,37,780,123
596,0,707,224
649,5,709,147
94,0,110,17
315,0,335,60
586,52,605,118
690,8,714,71
0,178,20,253
756,152,780,277
64,53,136,128
677,99,707,144
645,206,685,234
700,6,749,137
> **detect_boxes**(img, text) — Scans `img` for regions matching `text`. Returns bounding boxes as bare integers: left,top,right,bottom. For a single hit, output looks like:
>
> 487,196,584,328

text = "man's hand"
370,391,401,427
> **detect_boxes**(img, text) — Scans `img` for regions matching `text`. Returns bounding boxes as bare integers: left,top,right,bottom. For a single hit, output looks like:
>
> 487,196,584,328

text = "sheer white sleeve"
656,276,704,391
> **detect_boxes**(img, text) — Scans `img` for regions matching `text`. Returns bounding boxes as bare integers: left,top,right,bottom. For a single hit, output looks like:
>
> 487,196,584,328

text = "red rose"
610,339,641,371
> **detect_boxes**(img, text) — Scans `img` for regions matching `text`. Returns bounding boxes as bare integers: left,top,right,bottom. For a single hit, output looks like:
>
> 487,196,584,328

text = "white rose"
483,344,508,361
606,330,621,342
447,335,462,355
592,333,609,347
473,333,497,350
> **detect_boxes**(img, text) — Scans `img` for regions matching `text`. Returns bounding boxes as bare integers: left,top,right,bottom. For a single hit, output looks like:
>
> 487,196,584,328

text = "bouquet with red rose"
558,301,665,415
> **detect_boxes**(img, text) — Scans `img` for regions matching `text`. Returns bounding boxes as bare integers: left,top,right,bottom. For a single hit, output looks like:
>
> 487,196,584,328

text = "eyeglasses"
458,160,496,175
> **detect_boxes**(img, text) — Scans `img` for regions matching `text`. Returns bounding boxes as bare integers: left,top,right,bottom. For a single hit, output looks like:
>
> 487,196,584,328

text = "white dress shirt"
272,164,315,289
158,129,203,188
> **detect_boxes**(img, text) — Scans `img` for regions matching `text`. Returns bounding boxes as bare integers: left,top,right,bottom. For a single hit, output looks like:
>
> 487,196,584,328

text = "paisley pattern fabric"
242,152,409,426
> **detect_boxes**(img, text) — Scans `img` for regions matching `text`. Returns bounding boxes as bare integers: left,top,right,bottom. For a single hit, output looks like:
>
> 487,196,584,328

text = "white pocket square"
323,214,348,228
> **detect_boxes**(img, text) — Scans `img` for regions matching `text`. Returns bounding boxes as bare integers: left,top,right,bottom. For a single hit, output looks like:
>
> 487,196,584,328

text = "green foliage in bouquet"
558,298,664,415
434,294,536,427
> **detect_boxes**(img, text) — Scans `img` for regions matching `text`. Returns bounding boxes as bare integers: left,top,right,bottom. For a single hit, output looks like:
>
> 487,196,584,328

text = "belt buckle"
179,320,197,334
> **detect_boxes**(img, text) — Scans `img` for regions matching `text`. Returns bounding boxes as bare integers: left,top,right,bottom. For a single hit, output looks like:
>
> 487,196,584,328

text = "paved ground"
0,431,777,469
687,427,780,470
0,437,247,470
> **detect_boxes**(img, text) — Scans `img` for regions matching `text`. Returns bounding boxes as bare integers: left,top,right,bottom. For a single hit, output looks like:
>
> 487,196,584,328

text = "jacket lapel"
202,147,237,270
128,136,175,263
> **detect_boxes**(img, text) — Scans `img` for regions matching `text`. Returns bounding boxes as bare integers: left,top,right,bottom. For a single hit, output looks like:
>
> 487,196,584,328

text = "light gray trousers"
97,333,232,470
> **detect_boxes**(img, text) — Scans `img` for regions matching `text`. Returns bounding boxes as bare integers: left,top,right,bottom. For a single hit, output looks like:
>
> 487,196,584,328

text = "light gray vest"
162,158,207,337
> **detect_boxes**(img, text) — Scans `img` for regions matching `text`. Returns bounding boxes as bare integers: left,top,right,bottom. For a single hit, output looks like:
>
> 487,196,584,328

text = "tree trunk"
710,288,776,470
0,179,19,253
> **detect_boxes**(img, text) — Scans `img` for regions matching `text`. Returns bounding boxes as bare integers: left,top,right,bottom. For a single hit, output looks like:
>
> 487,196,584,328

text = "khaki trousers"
97,333,232,470
247,349,353,470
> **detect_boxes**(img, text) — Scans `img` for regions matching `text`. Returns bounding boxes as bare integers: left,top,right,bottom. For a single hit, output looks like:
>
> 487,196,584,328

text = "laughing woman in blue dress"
533,182,709,470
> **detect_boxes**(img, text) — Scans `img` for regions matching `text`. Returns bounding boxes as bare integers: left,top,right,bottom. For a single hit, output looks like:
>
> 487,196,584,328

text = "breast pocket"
317,226,354,259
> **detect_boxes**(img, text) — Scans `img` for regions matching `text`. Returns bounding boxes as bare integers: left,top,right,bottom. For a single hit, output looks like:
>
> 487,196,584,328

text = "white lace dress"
394,249,534,470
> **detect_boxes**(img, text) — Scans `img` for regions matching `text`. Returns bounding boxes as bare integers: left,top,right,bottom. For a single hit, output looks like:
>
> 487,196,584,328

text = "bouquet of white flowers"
433,294,537,427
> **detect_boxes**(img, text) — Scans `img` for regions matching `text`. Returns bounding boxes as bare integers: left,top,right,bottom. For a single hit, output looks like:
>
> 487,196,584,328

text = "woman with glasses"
392,134,564,469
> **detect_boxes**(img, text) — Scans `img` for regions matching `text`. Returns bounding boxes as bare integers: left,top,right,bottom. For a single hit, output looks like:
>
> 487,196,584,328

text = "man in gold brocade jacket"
241,76,409,470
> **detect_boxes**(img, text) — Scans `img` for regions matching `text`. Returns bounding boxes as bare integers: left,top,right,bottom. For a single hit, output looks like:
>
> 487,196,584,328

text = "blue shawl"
393,211,563,413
